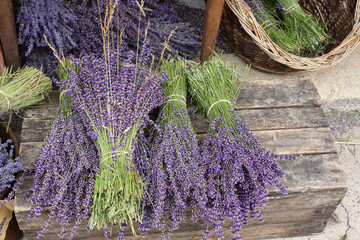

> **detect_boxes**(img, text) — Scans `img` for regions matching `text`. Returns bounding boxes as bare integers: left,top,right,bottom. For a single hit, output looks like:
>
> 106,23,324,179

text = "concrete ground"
179,1,360,239
222,31,360,240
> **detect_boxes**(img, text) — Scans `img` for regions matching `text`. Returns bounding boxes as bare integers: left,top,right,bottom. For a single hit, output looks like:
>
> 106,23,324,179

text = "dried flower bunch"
139,59,207,237
188,55,289,239
66,52,167,234
0,139,23,195
244,0,331,56
28,36,167,240
0,66,52,115
21,1,292,239
16,0,205,77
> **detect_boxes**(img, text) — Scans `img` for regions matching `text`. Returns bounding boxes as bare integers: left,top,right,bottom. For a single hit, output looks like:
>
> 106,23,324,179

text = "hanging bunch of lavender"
138,59,206,237
188,55,288,239
244,0,331,56
27,60,99,239
0,139,23,195
63,46,167,234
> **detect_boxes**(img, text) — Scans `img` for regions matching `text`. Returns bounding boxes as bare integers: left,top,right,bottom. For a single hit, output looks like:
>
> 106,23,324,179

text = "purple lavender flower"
187,55,290,239
137,60,207,237
16,0,207,77
54,47,167,233
0,139,23,194
27,98,99,239
199,114,287,239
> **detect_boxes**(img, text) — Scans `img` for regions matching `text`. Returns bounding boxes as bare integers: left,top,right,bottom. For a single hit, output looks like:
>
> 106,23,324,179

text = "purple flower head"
0,139,23,193
27,102,99,238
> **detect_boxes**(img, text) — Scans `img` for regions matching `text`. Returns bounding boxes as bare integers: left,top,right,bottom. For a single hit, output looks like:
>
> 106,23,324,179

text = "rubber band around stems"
285,4,299,13
0,90,11,110
207,99,232,116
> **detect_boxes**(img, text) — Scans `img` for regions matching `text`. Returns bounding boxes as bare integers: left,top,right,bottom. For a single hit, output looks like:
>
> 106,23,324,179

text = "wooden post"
0,42,5,75
0,0,20,70
200,0,225,64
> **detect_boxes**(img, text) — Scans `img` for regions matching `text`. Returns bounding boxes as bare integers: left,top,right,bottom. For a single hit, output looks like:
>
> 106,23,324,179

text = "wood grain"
192,106,329,133
0,42,4,74
200,0,225,63
236,80,321,109
0,0,20,69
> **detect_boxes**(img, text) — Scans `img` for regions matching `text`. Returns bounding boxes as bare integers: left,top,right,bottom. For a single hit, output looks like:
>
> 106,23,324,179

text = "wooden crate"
14,79,347,239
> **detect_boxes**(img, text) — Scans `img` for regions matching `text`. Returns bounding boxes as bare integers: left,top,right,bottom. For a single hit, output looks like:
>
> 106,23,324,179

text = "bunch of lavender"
16,0,79,58
59,47,167,234
244,0,331,56
0,139,23,194
27,61,99,239
0,66,52,115
16,0,205,78
138,59,206,236
188,55,287,239
274,0,331,56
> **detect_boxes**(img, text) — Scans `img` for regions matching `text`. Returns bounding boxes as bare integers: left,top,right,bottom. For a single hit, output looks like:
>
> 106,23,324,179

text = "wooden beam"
0,41,5,75
0,0,20,70
200,0,225,64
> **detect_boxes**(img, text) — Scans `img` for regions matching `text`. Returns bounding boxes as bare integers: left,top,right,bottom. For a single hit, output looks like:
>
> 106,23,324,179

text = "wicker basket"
221,0,360,73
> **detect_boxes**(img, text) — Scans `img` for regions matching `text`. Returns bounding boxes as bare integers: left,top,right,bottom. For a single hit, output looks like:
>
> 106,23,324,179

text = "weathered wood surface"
0,0,20,69
15,80,347,239
235,79,321,109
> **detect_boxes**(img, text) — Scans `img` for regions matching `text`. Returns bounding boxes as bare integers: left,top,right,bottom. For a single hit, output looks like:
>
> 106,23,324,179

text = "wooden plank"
236,79,321,109
0,42,4,74
0,0,20,69
19,142,43,168
192,106,329,133
278,154,345,190
198,127,336,155
255,127,336,155
20,119,51,143
23,91,60,120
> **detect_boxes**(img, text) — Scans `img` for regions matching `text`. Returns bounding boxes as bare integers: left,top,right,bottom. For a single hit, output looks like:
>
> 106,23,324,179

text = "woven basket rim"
225,0,360,71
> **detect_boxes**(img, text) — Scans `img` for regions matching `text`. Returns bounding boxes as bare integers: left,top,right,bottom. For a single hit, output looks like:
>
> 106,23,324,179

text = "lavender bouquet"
188,55,288,239
27,60,99,239
62,50,167,234
245,0,331,56
0,66,52,115
138,59,206,237
16,0,205,77
0,139,23,195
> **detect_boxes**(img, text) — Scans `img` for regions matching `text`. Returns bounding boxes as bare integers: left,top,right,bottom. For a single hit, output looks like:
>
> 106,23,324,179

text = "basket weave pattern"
221,0,360,73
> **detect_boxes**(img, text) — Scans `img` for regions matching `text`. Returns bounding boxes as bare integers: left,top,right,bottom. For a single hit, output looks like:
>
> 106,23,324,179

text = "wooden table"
15,79,346,239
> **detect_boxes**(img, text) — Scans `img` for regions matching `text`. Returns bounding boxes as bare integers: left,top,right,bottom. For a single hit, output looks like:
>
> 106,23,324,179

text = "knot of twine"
207,99,232,116
59,89,70,102
165,94,187,105
285,4,299,13
0,90,11,110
